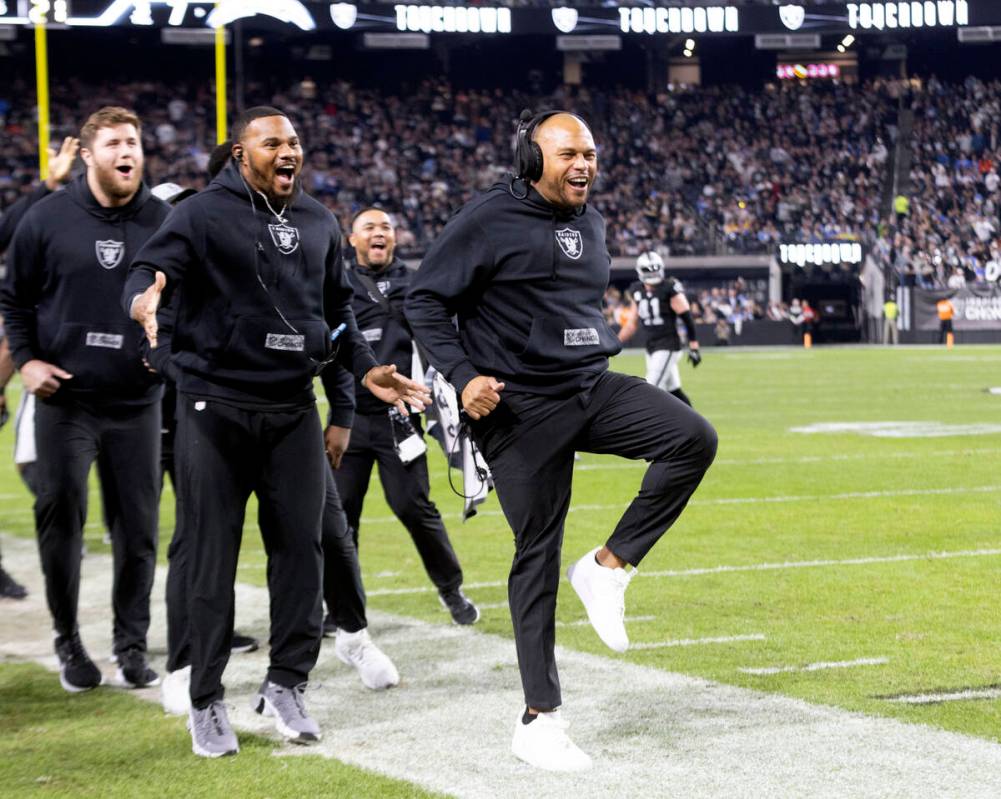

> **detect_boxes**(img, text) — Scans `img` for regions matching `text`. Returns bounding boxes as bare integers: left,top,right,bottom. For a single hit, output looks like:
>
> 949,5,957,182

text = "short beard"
94,164,141,202
245,160,293,205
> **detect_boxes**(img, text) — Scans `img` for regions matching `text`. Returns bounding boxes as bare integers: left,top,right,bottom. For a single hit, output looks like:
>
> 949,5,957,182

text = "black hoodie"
0,174,169,406
348,259,418,415
122,160,377,410
404,181,621,396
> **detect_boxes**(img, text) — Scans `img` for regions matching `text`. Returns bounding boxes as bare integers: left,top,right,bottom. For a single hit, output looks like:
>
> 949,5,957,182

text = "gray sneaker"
252,680,320,743
188,701,239,758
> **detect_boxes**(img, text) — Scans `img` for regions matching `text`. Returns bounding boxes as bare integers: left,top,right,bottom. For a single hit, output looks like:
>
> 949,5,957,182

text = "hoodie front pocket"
519,314,621,367
49,322,153,392
218,316,330,373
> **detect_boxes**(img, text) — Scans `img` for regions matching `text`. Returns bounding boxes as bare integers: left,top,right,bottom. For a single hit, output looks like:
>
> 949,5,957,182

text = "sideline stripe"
573,447,1001,472
740,657,889,676
632,633,765,650
358,547,1001,597
6,535,1001,798
887,688,1001,705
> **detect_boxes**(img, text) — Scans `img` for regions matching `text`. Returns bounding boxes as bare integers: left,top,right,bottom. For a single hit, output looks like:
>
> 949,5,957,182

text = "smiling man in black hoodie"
123,106,429,759
0,107,169,694
405,111,718,771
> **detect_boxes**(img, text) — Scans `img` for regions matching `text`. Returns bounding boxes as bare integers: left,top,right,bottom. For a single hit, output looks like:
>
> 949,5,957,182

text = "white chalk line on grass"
240,546,1001,592
639,547,1001,579
361,484,1001,525
740,658,889,676
354,547,1001,597
632,634,766,650
6,535,1001,799
557,615,657,629
888,688,1001,705
573,447,1001,472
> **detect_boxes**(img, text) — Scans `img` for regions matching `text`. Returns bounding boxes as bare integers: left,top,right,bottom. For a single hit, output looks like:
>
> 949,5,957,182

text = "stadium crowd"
0,77,892,258
880,75,1001,288
2,75,1000,277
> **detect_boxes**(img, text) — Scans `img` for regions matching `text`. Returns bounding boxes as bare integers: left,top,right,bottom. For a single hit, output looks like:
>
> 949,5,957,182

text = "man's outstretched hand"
130,271,167,348
461,375,505,420
363,364,431,414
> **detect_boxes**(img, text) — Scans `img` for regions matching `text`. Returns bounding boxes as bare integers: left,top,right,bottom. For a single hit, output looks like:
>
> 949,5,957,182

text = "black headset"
514,108,561,183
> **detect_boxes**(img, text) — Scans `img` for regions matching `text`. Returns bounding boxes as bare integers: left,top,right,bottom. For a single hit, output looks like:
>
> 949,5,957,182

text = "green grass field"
2,344,1000,796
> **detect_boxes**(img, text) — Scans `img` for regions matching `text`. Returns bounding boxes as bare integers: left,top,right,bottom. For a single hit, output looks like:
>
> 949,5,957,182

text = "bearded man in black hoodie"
405,111,718,771
123,107,429,759
1,107,169,694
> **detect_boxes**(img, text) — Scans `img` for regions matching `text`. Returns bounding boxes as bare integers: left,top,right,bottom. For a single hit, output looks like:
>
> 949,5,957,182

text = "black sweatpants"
470,371,717,710
165,414,367,669
33,399,161,653
322,465,368,634
175,396,326,709
334,411,463,593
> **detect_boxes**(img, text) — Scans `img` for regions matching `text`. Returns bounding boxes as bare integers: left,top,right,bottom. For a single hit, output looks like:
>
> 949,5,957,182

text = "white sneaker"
334,628,400,690
511,709,592,772
161,665,192,716
567,546,633,653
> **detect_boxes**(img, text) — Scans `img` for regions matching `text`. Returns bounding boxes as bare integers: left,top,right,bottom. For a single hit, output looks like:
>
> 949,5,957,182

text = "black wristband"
680,310,697,344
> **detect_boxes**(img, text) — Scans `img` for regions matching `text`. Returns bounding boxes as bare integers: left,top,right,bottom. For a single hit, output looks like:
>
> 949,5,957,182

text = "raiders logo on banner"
779,4,805,31
551,7,578,33
95,239,125,269
555,228,583,260
330,2,358,29
268,223,300,255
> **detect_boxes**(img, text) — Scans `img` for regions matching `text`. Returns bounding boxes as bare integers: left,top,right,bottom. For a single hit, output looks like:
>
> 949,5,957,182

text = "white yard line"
888,688,1001,705
631,634,766,650
640,547,1001,579
358,547,1001,598
556,615,656,629
361,484,1001,525
476,601,510,610
5,535,1001,799
573,447,1001,471
739,658,889,676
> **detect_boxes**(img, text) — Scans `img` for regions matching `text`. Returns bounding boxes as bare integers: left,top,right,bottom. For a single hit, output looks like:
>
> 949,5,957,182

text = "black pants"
34,400,161,653
940,319,954,343
334,411,463,593
470,371,717,709
175,396,325,709
322,466,367,633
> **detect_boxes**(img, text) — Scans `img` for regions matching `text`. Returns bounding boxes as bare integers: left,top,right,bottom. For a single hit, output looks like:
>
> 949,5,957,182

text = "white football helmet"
636,251,665,285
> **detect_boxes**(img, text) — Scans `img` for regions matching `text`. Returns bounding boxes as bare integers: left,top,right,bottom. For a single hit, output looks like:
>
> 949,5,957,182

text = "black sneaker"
114,647,160,688
439,588,480,625
54,632,102,693
0,566,27,600
322,613,337,638
231,632,260,654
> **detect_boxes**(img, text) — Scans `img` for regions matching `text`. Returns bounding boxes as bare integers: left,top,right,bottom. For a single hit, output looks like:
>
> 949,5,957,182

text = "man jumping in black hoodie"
406,111,718,771
0,107,169,693
123,106,429,758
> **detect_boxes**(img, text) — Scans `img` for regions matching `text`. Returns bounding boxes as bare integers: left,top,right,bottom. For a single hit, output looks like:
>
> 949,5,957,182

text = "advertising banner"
3,0,996,35
913,286,1001,331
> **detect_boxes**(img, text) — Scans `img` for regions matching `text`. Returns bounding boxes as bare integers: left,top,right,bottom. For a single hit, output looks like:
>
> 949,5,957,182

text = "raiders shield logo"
95,239,125,269
268,223,300,255
555,228,583,260
779,4,805,31
551,7,578,33
330,2,357,29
